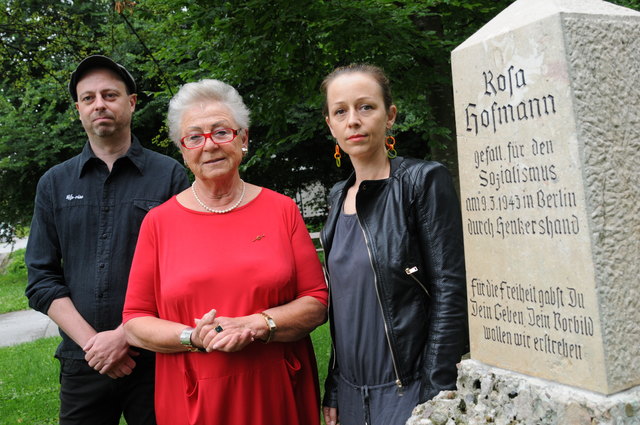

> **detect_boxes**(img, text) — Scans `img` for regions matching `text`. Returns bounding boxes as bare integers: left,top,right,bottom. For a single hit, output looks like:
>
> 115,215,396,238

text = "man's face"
75,68,136,140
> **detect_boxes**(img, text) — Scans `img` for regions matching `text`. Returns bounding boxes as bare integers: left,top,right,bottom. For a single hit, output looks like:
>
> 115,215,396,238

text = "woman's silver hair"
167,79,251,147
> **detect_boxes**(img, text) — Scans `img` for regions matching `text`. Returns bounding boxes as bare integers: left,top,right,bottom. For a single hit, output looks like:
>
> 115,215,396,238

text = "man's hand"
323,406,339,425
83,325,139,379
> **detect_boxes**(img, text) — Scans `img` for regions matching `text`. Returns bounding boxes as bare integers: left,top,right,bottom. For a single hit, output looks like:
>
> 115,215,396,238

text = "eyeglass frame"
179,128,242,149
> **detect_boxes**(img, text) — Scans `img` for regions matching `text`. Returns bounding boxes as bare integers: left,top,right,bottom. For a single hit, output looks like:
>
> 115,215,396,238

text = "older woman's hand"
193,309,259,353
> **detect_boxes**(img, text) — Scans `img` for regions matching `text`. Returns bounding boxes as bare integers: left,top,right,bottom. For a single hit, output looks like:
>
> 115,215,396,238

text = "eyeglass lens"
182,128,237,148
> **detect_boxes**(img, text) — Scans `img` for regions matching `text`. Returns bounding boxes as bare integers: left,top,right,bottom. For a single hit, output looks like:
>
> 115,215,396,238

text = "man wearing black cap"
25,55,189,424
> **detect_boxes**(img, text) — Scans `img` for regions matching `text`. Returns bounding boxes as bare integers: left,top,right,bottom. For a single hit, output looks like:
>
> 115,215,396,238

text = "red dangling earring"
334,143,342,167
385,136,397,159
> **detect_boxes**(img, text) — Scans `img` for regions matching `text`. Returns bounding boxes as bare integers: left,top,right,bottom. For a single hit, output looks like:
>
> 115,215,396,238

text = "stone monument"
407,0,640,423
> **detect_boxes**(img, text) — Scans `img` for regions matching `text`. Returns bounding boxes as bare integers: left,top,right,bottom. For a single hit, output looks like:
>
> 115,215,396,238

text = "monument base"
406,359,640,425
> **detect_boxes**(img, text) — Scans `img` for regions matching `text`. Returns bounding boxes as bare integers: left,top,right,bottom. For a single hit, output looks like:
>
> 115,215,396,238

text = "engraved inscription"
470,278,595,361
464,66,558,135
459,62,595,369
462,67,581,240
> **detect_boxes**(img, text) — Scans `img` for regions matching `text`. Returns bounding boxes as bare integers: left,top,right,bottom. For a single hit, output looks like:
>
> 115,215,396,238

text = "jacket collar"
322,156,405,253
339,156,404,192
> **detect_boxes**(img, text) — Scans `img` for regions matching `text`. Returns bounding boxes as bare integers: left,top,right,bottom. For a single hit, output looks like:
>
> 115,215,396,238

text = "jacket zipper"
357,215,404,394
405,266,430,297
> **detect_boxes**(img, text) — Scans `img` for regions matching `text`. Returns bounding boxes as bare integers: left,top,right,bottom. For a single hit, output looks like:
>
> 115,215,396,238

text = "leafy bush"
6,248,26,274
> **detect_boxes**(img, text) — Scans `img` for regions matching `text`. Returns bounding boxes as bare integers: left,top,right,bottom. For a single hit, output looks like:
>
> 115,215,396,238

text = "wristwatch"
180,327,204,352
260,312,277,344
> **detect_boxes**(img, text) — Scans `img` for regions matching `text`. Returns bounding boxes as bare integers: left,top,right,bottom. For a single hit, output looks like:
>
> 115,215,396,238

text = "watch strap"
179,327,204,352
260,312,277,344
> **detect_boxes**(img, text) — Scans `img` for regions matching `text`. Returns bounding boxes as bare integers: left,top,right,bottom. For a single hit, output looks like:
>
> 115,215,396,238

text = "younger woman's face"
325,72,396,161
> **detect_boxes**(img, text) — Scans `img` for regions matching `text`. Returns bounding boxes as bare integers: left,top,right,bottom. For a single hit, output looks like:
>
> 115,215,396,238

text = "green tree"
0,0,176,241
0,0,111,241
116,0,516,210
1,0,638,240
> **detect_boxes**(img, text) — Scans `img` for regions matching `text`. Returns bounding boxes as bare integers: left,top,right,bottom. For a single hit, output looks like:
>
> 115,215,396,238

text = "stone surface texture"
406,360,640,425
450,0,640,394
563,14,640,393
455,0,635,48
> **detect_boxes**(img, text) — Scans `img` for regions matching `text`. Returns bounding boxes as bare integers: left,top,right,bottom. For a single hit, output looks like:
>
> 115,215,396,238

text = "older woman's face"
180,101,247,182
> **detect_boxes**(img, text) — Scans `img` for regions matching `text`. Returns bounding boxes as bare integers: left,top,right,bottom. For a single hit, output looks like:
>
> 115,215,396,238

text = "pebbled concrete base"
407,359,640,425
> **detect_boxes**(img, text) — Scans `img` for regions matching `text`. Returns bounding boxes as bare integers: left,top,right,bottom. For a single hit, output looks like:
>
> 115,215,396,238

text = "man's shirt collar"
78,135,145,178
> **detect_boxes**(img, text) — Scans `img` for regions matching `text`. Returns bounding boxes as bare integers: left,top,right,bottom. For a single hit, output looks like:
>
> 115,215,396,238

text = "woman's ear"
181,152,190,170
386,105,397,129
326,116,337,139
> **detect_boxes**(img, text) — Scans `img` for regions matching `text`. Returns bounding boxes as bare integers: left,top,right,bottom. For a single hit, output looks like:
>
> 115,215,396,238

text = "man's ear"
129,94,137,113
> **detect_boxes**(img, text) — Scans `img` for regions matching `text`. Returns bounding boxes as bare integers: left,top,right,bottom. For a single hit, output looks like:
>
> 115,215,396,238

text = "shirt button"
103,206,109,212
98,263,105,269
100,234,107,239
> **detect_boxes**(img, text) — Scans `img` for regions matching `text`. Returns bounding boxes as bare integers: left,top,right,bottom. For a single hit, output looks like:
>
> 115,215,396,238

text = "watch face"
180,328,194,346
267,318,276,330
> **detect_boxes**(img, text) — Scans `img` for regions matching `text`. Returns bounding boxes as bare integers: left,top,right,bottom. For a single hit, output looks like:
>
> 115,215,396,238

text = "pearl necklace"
191,180,246,214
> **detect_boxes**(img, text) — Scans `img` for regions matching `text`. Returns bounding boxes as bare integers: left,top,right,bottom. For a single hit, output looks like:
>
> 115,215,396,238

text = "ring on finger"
214,325,224,333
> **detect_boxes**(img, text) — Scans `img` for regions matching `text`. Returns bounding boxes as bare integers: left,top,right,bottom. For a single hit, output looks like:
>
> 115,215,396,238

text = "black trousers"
58,355,156,425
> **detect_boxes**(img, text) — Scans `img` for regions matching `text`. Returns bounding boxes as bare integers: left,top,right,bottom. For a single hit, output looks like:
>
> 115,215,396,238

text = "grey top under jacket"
327,211,394,386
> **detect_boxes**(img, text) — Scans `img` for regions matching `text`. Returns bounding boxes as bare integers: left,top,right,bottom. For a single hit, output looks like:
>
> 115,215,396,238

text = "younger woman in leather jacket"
320,64,469,425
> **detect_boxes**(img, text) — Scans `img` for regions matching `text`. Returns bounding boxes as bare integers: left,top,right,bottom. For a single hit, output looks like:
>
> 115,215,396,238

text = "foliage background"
1,0,639,241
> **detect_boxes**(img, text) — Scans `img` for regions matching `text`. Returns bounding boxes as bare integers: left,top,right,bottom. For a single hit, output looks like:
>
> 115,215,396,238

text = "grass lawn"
0,248,29,314
0,336,61,425
311,321,331,396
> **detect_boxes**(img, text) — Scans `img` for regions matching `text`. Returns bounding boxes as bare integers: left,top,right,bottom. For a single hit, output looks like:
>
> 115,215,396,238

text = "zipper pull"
405,266,429,297
405,266,418,275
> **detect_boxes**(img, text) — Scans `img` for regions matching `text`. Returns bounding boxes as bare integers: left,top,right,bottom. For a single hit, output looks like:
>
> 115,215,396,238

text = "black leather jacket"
320,156,469,406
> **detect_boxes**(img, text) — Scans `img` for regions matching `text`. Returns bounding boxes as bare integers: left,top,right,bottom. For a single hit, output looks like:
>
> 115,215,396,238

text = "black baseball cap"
68,55,136,101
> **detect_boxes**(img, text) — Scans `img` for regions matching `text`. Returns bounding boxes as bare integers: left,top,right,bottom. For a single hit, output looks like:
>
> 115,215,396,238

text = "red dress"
123,189,328,425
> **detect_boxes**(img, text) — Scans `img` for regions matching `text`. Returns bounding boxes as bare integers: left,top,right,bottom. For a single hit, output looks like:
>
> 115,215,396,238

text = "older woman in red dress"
122,79,328,425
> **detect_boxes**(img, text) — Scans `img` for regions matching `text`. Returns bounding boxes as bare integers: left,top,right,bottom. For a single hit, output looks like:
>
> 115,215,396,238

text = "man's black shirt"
26,136,189,359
